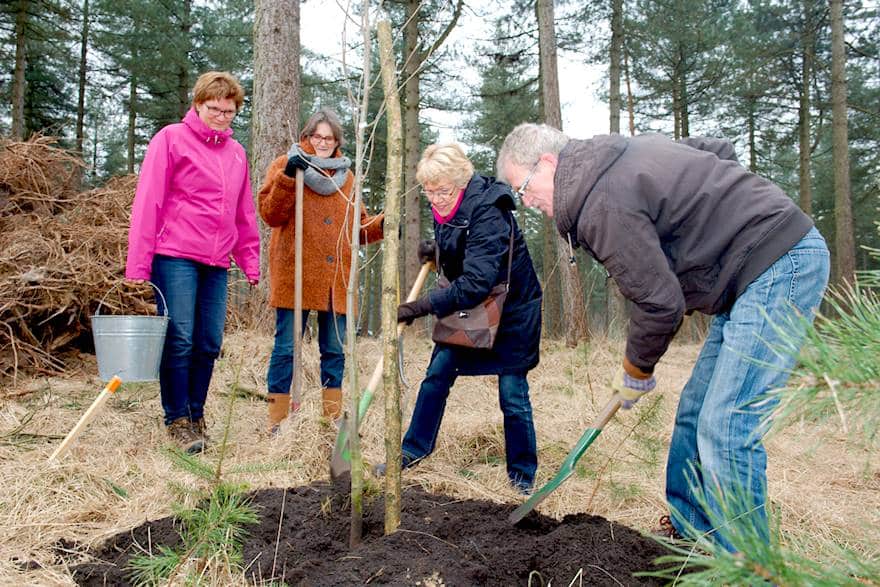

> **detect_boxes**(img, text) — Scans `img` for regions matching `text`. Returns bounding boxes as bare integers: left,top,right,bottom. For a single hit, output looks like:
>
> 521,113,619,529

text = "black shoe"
373,455,416,477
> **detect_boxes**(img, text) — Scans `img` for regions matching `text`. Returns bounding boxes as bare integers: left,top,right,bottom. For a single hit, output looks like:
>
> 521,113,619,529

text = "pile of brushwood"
0,136,149,384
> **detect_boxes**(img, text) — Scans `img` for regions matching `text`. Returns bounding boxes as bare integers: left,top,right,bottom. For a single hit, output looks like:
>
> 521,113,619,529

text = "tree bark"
798,0,814,216
830,0,855,285
377,17,404,535
606,0,628,340
402,0,422,298
401,0,464,297
347,2,372,548
76,0,89,158
537,0,588,346
177,0,192,118
11,0,28,140
252,0,301,279
127,75,137,174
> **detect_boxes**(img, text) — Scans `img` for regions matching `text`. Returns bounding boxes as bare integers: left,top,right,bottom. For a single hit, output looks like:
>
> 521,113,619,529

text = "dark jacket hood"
553,134,627,239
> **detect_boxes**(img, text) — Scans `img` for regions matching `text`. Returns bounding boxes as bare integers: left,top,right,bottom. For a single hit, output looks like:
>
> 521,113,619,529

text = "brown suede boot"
322,387,342,421
167,418,204,454
267,393,290,433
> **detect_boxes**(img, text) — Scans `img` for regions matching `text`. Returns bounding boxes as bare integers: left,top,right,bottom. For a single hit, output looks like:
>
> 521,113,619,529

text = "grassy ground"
1,328,877,585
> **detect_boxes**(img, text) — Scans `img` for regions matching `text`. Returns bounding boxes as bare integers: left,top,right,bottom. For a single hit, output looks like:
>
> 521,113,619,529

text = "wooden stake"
48,376,122,462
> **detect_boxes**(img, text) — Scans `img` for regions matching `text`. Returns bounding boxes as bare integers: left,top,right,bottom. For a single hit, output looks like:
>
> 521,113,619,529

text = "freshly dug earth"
72,480,671,586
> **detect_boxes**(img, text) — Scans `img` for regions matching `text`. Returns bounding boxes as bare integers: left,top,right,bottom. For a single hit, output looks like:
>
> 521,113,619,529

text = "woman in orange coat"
259,108,384,431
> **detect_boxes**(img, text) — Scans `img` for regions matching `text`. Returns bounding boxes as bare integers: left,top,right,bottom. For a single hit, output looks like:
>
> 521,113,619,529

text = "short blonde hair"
191,71,245,110
416,143,474,188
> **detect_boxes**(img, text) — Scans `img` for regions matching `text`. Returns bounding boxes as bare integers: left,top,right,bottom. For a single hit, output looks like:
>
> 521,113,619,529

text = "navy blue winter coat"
426,174,542,375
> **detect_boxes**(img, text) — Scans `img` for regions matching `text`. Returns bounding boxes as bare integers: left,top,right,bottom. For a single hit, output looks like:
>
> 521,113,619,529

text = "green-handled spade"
508,393,623,524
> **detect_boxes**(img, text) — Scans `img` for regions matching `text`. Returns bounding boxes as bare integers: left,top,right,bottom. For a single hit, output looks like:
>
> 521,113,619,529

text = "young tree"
377,12,404,534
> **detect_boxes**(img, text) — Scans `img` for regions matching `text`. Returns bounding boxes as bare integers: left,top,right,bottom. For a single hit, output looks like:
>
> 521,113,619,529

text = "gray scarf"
287,144,351,196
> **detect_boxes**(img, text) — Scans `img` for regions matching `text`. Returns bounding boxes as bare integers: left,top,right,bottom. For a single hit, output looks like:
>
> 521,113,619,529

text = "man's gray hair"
496,123,569,182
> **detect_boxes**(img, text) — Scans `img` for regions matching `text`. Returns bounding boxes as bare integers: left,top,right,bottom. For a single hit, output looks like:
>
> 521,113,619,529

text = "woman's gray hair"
416,143,474,188
496,123,569,182
300,108,346,148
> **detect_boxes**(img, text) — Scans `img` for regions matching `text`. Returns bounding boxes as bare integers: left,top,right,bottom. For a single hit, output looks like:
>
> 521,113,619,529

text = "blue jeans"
267,309,346,393
666,228,829,550
151,255,228,426
402,346,538,488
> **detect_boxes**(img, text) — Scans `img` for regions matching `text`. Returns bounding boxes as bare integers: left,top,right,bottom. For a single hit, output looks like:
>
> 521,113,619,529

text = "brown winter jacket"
258,141,384,313
553,133,813,374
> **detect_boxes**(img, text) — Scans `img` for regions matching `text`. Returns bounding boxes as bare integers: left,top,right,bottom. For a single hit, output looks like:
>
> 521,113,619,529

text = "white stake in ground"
48,376,122,462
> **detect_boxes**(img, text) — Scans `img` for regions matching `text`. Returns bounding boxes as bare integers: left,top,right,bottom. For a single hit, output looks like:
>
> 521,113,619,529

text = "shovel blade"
329,388,375,480
508,427,603,524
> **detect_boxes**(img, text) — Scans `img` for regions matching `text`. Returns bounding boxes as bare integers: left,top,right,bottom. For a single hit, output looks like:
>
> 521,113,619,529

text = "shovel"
329,262,433,480
508,393,623,524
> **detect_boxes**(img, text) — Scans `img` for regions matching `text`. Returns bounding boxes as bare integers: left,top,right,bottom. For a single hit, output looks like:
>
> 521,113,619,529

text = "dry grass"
0,329,877,585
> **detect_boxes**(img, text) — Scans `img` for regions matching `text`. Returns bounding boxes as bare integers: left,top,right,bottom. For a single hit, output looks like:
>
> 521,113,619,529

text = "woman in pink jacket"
125,71,260,454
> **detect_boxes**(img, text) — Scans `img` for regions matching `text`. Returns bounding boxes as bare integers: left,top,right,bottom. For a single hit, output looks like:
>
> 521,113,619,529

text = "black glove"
417,239,438,266
284,152,311,177
397,297,433,325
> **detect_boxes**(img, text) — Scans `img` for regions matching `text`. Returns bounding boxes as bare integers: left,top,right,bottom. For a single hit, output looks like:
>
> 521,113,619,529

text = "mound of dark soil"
72,481,672,586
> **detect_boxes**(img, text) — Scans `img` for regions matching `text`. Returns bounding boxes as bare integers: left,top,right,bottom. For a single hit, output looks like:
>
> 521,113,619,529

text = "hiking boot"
653,514,684,541
191,417,210,444
167,418,204,454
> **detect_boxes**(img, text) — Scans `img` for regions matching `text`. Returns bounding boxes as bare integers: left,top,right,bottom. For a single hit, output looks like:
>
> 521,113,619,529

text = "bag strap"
503,213,514,286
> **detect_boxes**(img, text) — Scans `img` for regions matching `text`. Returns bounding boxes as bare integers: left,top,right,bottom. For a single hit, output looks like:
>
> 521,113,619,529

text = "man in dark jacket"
496,124,829,550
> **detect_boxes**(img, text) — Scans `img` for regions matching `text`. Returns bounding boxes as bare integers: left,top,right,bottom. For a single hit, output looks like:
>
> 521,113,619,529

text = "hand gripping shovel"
508,393,623,524
330,262,433,479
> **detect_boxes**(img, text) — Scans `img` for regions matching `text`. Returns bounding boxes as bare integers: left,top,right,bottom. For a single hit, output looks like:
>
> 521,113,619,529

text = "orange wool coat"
258,144,384,314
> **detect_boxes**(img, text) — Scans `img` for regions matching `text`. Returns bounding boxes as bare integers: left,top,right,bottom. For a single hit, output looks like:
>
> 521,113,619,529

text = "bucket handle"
95,280,168,317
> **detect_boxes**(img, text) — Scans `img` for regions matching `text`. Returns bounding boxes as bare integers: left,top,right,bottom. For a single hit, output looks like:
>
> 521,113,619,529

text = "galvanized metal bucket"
91,281,169,382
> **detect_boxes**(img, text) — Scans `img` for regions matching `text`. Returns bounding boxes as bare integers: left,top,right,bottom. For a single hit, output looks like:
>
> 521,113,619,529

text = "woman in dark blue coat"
394,143,543,492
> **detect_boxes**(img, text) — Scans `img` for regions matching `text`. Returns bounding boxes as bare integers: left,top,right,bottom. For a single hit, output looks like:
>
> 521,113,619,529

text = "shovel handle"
48,376,122,463
330,263,433,476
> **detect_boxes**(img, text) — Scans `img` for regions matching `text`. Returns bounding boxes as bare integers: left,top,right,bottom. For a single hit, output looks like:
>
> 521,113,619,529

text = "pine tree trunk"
252,0,300,280
537,0,588,346
402,0,421,298
747,97,757,172
11,0,28,140
127,75,137,173
377,17,404,535
830,0,855,285
76,0,89,158
606,0,628,340
798,0,814,216
177,0,192,118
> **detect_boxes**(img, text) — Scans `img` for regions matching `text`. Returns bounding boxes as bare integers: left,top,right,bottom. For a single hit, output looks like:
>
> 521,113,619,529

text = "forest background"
1,0,877,340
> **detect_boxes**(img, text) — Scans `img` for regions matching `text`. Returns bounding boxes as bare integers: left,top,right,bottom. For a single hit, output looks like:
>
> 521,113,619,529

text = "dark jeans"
402,346,538,488
267,309,346,393
151,255,228,425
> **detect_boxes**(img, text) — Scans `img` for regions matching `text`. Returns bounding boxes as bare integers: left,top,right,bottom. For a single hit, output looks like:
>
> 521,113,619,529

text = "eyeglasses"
203,104,237,119
310,133,337,144
514,160,540,200
422,186,456,199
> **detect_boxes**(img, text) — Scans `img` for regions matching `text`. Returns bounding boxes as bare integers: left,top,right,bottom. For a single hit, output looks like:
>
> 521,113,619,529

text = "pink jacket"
125,108,261,281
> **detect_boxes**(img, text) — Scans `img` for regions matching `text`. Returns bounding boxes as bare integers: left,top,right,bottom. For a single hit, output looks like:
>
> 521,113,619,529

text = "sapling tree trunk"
377,15,404,534
345,1,372,548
